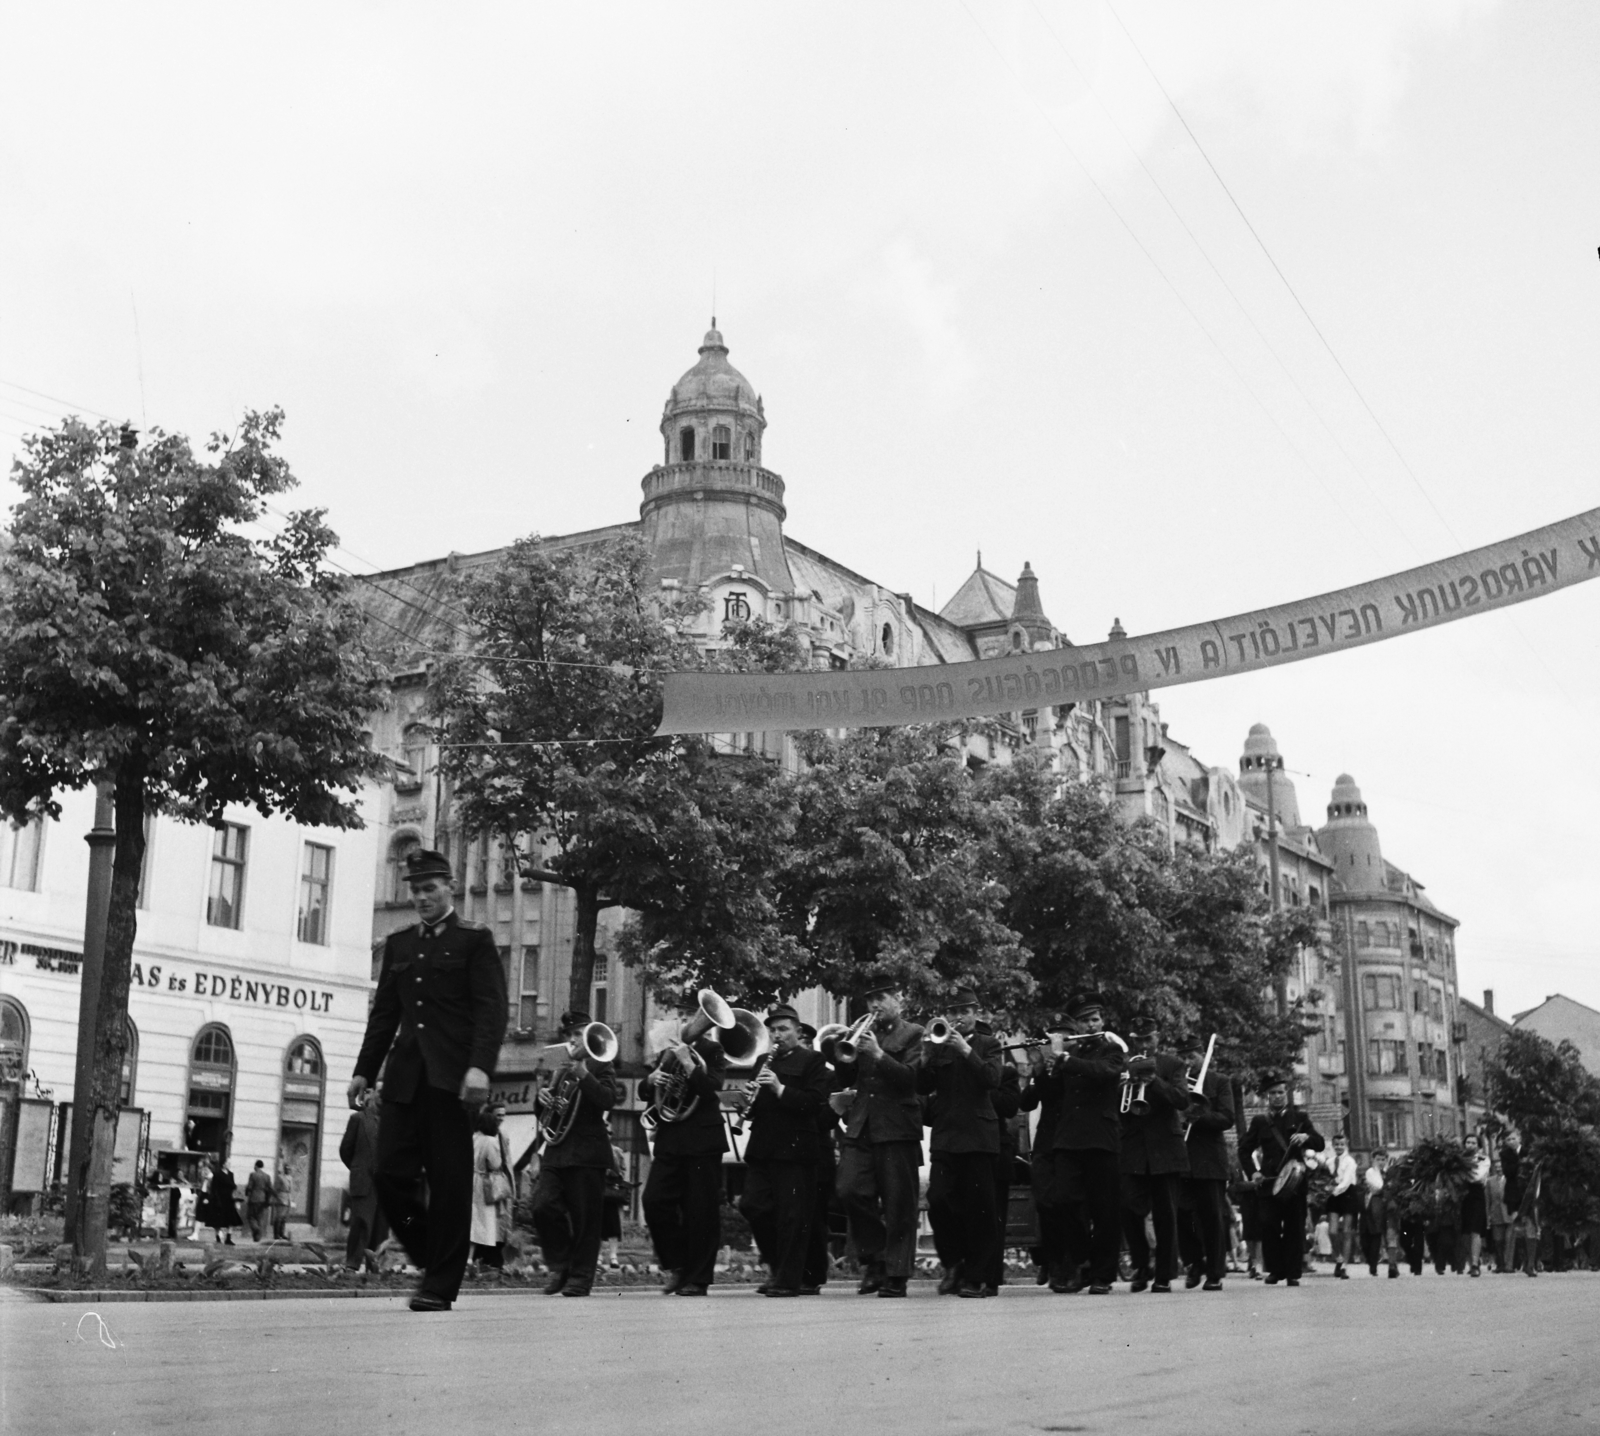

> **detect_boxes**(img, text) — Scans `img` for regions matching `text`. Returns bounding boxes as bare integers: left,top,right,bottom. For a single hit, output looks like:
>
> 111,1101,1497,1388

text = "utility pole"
1265,756,1287,1018
64,781,116,1241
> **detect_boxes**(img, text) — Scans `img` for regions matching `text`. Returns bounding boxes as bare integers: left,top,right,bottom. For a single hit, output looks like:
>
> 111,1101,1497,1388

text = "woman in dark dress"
199,1158,241,1245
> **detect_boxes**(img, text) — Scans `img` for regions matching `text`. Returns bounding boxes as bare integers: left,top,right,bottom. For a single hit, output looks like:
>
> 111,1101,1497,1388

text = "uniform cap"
765,1004,801,1026
404,848,453,883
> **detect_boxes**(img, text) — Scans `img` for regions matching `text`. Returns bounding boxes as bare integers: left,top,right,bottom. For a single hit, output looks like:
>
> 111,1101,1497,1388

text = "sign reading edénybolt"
3,935,337,1014
655,506,1600,735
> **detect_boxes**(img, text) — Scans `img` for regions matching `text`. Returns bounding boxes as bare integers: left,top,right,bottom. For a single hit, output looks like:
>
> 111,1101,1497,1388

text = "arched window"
389,833,422,904
882,623,895,657
744,432,757,462
712,425,731,460
679,427,696,462
280,1037,326,1224
120,1017,139,1105
187,1024,236,1155
397,725,429,793
0,996,29,1085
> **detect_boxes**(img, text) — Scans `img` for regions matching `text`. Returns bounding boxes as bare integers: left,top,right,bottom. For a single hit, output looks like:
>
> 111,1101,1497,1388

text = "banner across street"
656,506,1600,736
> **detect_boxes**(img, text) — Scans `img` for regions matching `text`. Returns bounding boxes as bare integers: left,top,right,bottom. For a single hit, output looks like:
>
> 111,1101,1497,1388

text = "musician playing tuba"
529,1010,622,1297
641,1002,729,1297
828,981,925,1298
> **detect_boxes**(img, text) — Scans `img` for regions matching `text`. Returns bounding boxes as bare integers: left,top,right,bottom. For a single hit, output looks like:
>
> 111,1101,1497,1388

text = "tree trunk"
567,886,602,1019
70,768,146,1280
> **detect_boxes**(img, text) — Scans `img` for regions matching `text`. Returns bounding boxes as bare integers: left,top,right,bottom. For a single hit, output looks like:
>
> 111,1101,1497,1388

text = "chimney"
1483,989,1494,1016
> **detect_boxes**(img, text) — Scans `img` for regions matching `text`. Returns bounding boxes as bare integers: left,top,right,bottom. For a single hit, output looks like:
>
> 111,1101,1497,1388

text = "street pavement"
3,1271,1596,1436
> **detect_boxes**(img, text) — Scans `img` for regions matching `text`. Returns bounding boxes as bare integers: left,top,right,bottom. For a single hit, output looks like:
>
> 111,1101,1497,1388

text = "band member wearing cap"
736,1005,832,1297
1049,994,1126,1295
641,1015,728,1297
1176,1037,1235,1291
1119,1014,1191,1293
983,1014,1024,1294
531,1010,622,1297
830,983,925,1298
349,848,508,1313
1239,1076,1325,1286
798,1022,838,1293
916,987,1004,1298
1017,1018,1072,1290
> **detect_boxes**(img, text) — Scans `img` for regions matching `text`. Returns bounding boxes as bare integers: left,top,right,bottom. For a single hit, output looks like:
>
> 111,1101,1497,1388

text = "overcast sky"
3,2,1597,1021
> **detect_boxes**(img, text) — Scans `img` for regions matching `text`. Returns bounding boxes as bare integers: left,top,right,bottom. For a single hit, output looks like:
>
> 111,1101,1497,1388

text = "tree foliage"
0,410,389,1276
428,536,804,1014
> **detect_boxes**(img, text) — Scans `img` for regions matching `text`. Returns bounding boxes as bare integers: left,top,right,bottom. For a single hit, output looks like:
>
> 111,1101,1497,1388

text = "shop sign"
0,938,82,974
190,1069,231,1089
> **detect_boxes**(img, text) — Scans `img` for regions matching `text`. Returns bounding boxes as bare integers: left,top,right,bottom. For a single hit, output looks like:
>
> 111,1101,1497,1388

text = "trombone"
1182,1033,1218,1141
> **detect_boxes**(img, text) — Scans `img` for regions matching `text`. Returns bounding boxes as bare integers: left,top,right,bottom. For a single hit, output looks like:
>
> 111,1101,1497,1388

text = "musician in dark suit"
985,1023,1024,1293
830,982,925,1298
1017,1018,1072,1290
1048,994,1126,1296
641,1021,728,1297
531,1010,622,1296
737,1005,832,1297
1238,1076,1325,1286
1119,1014,1191,1293
799,1022,839,1294
1176,1038,1234,1291
916,988,1003,1298
349,848,508,1313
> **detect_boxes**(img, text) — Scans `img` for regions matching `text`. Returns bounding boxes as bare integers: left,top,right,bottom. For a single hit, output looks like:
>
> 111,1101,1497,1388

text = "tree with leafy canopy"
976,753,1318,1084
426,537,804,1017
0,411,389,1277
763,723,1032,1013
1483,1029,1600,1245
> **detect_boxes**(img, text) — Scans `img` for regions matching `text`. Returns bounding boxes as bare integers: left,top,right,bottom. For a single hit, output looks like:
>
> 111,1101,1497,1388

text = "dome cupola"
1317,772,1385,891
1238,723,1301,829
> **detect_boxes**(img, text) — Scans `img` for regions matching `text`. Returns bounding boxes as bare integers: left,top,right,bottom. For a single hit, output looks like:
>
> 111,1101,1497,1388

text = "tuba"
536,1022,619,1148
650,989,736,1125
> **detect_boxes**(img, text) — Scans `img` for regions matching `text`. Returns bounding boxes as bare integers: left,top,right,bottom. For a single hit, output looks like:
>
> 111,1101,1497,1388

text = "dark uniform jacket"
1019,1065,1065,1153
916,1031,1003,1156
744,1046,832,1164
1119,1052,1192,1176
646,1039,728,1159
994,1059,1023,1171
339,1104,382,1198
1182,1071,1236,1182
1239,1106,1325,1181
542,1060,622,1169
834,1017,925,1148
354,910,508,1102
1050,1039,1126,1154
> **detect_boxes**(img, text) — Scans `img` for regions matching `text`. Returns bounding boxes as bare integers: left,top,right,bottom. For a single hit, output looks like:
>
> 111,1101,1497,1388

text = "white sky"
3,2,1597,1021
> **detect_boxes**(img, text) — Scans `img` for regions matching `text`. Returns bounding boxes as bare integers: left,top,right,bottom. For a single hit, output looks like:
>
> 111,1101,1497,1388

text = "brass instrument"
649,989,736,1126
713,1007,771,1068
999,1031,1130,1056
925,1017,953,1044
536,1021,619,1148
829,1013,878,1064
1182,1034,1218,1141
1120,1052,1151,1116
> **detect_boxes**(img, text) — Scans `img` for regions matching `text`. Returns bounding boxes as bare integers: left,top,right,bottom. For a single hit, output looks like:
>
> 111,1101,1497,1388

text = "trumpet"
1119,1049,1153,1116
829,1013,879,1063
926,1017,954,1043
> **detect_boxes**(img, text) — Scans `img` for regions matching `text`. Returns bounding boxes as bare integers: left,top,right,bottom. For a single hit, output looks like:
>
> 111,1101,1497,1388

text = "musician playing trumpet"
1118,1013,1191,1294
1238,1076,1325,1287
530,1010,622,1297
829,981,925,1298
641,1022,728,1297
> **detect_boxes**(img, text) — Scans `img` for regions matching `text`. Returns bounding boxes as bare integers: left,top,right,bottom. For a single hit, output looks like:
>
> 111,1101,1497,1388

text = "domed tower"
640,321,796,602
1238,723,1301,829
1317,773,1385,892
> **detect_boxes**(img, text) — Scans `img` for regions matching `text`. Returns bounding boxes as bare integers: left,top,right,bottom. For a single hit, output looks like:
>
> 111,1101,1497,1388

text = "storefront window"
0,997,28,1085
280,1038,325,1224
186,1024,235,1155
120,1017,138,1105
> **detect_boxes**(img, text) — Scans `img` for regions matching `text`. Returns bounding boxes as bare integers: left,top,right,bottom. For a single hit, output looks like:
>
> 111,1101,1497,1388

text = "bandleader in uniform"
349,848,507,1312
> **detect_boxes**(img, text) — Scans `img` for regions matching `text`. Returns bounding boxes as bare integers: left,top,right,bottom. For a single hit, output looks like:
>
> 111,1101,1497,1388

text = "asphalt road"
4,1272,1595,1436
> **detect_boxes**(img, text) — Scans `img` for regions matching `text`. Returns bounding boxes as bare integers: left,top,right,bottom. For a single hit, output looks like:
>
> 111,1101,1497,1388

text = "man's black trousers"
1261,1185,1309,1281
739,1159,815,1291
1181,1177,1228,1283
1029,1150,1071,1280
927,1151,998,1287
374,1084,474,1304
1122,1171,1182,1284
1049,1148,1122,1288
836,1140,921,1280
531,1165,606,1289
643,1152,723,1289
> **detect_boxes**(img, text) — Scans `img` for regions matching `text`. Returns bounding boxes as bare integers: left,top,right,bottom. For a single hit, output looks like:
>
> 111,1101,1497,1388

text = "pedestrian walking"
348,848,508,1313
1324,1133,1359,1279
1486,1157,1510,1273
340,1087,388,1269
470,1104,514,1270
1461,1132,1491,1276
243,1160,273,1241
270,1162,292,1240
198,1157,240,1245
